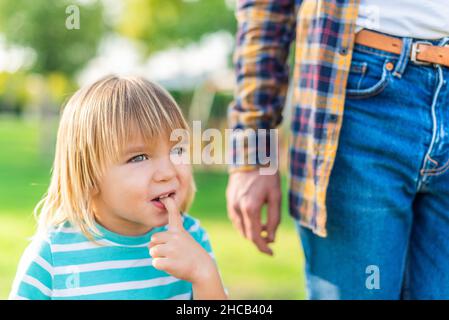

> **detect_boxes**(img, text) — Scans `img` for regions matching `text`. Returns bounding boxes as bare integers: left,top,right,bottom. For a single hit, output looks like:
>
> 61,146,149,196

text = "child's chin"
151,216,169,228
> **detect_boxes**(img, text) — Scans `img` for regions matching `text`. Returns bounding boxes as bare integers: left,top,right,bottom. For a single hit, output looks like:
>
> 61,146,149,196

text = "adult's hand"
226,169,282,255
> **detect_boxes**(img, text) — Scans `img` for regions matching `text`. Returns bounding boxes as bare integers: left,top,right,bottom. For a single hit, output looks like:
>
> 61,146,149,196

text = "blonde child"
9,75,227,300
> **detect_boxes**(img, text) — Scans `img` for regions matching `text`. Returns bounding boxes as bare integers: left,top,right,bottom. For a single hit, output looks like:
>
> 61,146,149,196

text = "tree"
117,0,236,55
0,0,107,158
0,0,107,78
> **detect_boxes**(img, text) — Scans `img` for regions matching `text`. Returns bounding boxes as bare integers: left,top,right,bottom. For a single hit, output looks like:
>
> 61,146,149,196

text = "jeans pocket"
345,50,393,99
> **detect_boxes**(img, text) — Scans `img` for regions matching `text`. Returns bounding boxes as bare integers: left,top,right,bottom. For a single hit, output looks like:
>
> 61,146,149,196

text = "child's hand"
148,197,216,285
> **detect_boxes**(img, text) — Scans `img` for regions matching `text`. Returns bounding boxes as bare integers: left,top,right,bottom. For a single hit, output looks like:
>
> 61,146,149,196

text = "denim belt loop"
393,37,413,79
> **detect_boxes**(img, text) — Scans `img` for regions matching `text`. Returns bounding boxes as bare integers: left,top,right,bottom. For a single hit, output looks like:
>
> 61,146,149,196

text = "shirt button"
340,46,349,55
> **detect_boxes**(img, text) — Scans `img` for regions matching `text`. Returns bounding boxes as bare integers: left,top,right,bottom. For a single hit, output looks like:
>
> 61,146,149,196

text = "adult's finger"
226,199,246,238
265,191,281,243
240,198,273,256
160,196,183,231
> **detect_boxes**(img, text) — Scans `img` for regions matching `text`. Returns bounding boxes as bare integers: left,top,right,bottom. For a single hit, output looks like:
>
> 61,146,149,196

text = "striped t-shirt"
9,214,214,300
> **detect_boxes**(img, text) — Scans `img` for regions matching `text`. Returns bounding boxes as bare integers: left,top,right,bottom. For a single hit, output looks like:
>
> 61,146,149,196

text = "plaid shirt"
229,0,361,237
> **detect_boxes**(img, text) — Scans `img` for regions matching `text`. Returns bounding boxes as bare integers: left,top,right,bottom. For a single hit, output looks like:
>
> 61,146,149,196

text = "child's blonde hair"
34,75,196,239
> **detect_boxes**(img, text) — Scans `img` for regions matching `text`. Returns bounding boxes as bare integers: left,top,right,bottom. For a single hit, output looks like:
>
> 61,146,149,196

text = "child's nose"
152,157,177,182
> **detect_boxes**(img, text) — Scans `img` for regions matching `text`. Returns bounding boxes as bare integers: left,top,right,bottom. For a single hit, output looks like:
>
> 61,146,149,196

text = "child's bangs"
98,76,189,165
121,107,188,155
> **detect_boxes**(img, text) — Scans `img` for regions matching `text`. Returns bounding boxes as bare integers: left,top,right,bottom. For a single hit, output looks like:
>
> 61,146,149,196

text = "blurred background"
0,0,304,299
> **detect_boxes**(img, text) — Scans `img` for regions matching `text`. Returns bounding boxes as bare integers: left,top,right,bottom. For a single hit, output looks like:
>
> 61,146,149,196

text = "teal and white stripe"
9,214,213,300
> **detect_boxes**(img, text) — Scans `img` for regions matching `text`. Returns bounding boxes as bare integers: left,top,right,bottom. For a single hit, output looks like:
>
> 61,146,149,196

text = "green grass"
0,116,306,299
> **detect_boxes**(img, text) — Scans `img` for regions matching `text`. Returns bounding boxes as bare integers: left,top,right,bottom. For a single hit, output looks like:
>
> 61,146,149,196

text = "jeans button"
385,62,394,71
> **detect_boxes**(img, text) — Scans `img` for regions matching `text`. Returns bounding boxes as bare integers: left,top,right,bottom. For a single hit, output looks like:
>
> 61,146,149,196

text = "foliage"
117,0,236,54
0,0,107,77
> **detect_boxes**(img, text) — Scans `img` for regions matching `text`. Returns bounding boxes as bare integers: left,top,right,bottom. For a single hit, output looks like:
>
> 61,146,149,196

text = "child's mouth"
150,192,175,210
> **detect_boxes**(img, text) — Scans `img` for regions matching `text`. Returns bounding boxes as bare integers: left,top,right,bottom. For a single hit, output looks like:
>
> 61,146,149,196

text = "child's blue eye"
128,154,149,163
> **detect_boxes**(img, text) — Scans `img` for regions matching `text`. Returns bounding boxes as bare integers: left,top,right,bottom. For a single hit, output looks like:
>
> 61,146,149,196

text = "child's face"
92,134,191,236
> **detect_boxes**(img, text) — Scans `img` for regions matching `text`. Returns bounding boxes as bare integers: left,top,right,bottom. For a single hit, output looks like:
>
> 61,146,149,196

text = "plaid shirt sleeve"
228,0,361,236
228,0,299,172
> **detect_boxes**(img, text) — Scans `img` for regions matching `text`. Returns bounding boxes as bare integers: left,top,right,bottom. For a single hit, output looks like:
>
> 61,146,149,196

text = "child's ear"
91,186,100,197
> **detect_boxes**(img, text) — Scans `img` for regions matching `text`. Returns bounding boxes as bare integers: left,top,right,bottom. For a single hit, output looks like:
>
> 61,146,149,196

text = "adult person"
226,0,449,299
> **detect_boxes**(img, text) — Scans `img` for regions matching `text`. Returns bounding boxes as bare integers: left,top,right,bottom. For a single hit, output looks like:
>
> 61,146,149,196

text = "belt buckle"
410,41,433,66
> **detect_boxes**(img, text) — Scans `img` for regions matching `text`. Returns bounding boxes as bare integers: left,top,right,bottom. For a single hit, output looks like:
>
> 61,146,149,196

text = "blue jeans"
296,34,449,299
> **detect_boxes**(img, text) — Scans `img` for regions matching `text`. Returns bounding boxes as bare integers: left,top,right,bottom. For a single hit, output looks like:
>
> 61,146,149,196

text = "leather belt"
354,29,449,68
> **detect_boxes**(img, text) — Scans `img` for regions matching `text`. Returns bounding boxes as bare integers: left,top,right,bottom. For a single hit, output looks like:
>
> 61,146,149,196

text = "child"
9,75,227,300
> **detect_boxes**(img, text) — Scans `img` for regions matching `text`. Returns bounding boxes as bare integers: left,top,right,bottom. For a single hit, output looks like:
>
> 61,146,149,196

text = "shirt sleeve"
228,0,298,172
184,216,214,257
8,235,54,300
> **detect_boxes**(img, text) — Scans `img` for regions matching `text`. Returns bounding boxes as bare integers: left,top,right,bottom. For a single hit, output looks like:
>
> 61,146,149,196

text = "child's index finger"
160,196,183,231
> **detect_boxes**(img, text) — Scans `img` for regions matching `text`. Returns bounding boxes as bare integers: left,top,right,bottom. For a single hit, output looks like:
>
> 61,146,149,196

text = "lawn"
0,116,306,299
